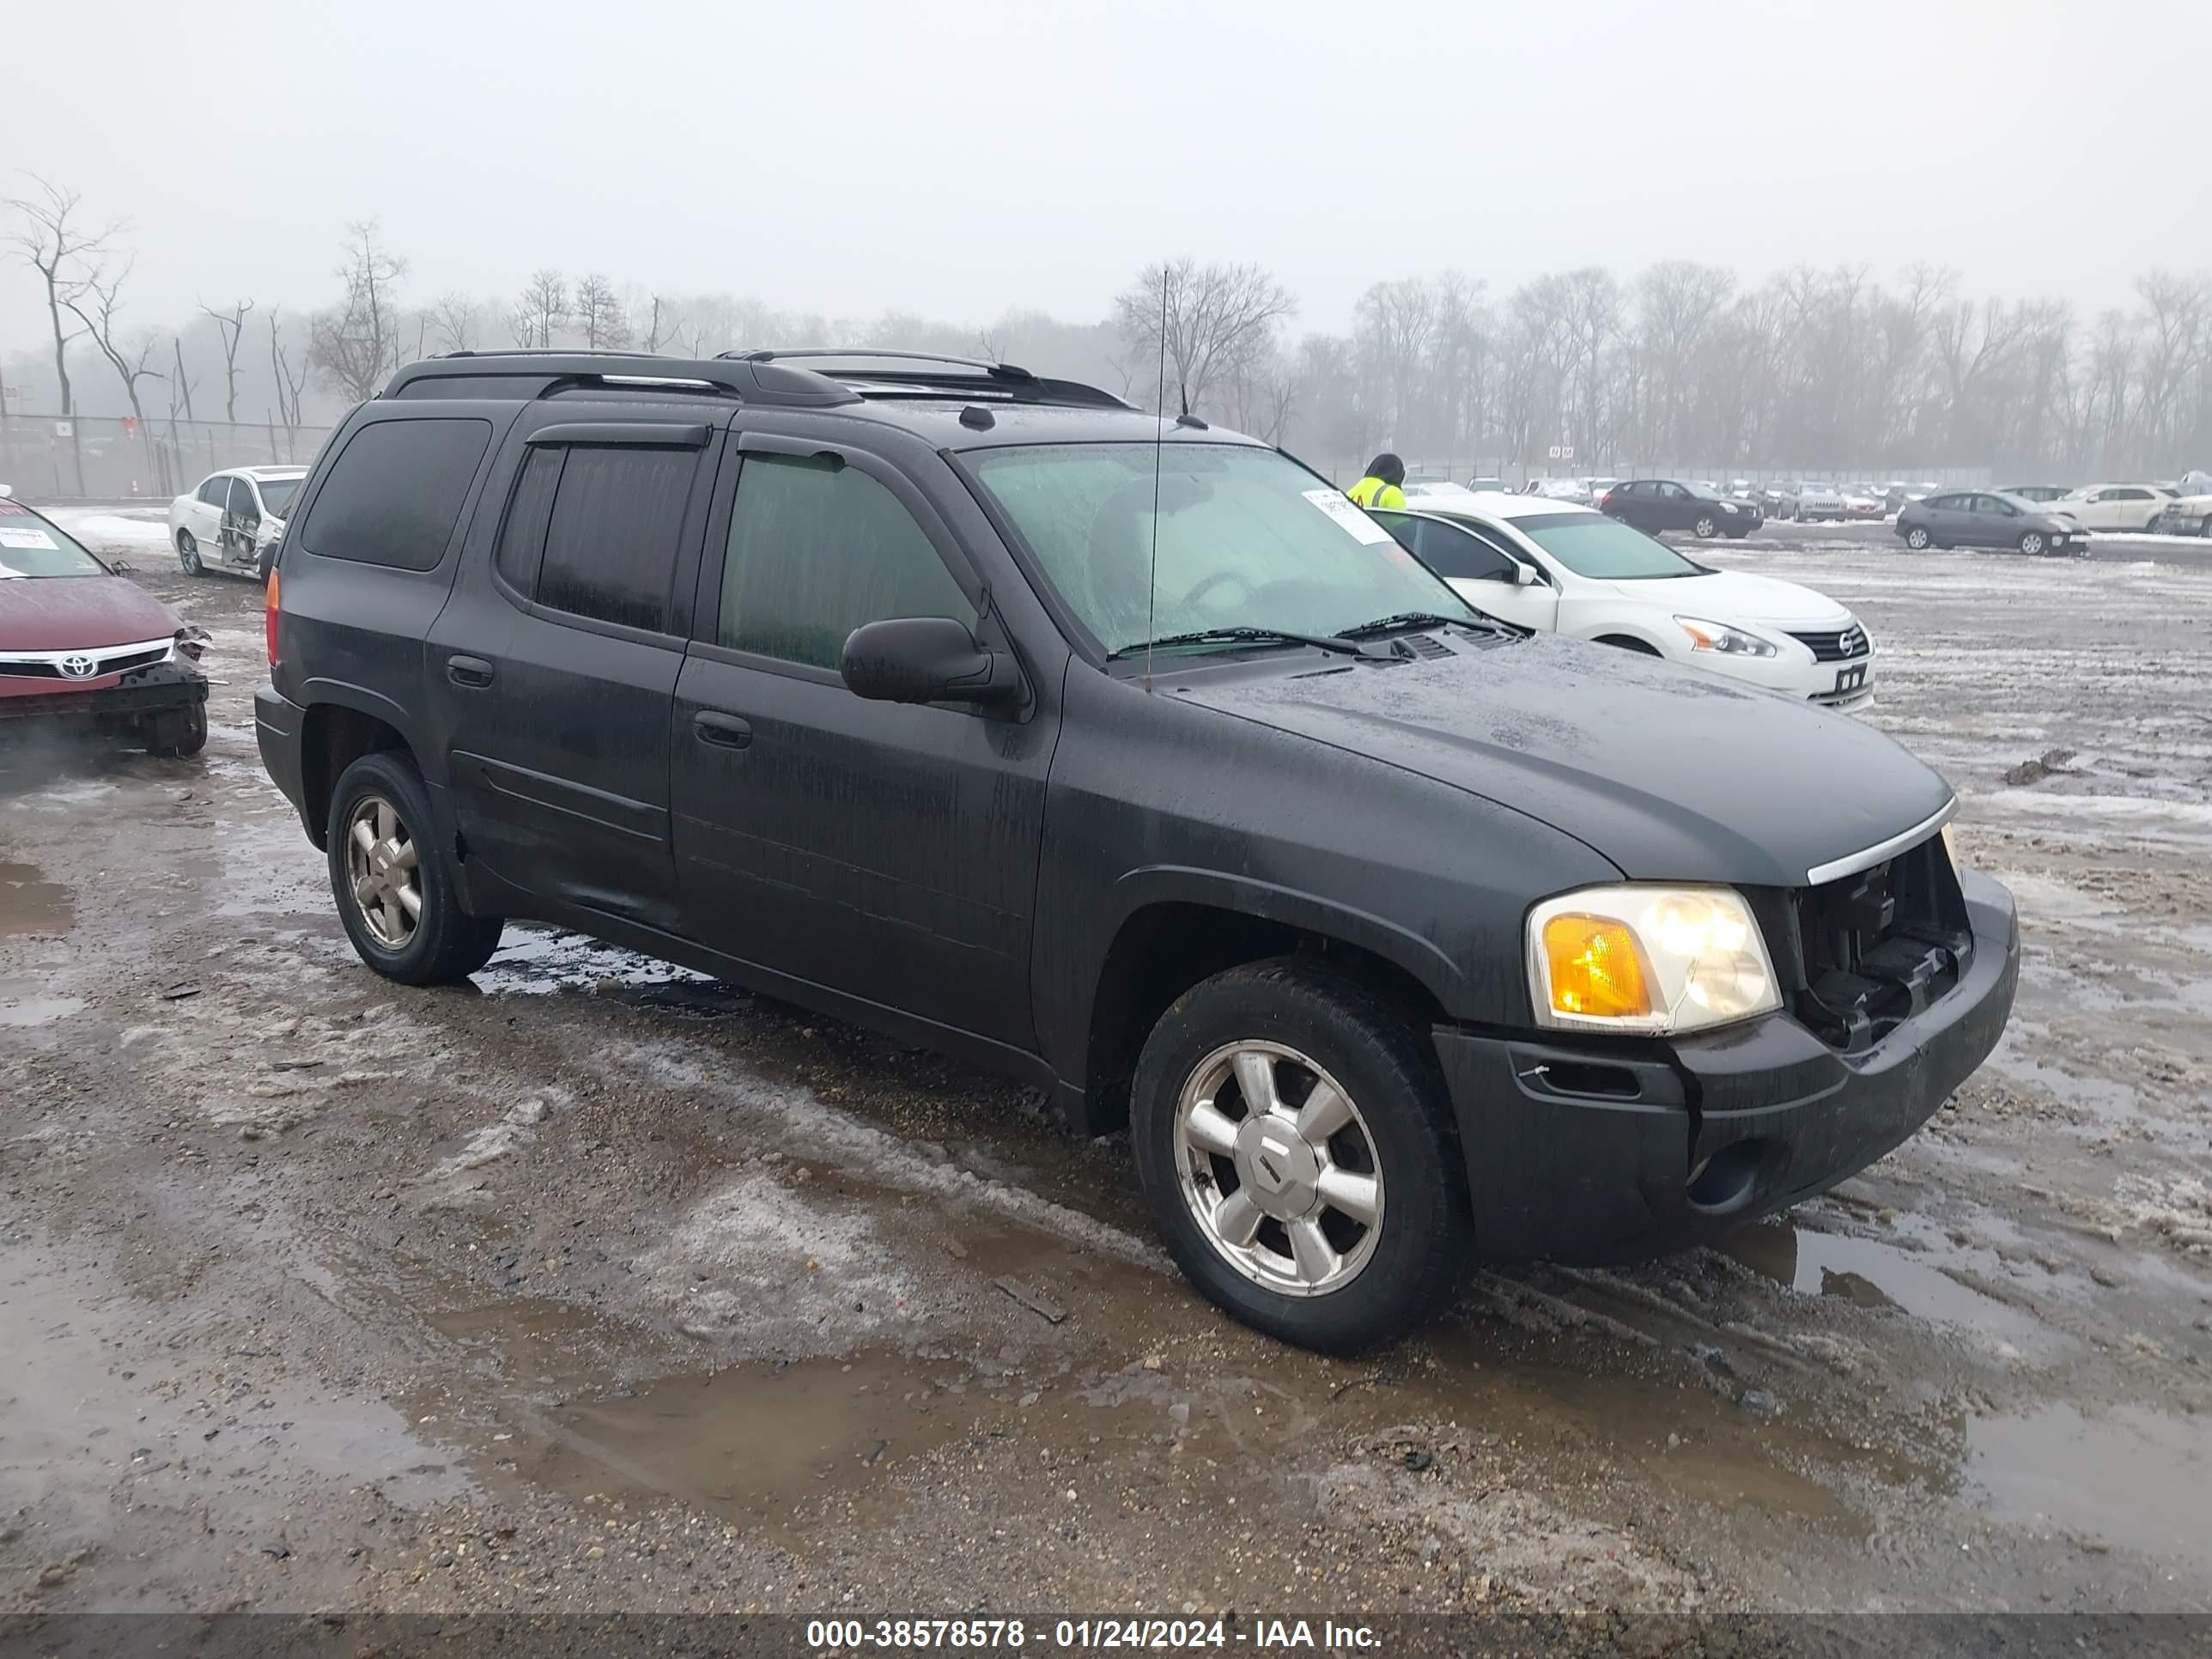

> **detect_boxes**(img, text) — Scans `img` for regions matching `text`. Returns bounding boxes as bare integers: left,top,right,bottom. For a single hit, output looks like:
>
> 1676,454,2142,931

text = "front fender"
1107,865,1472,1013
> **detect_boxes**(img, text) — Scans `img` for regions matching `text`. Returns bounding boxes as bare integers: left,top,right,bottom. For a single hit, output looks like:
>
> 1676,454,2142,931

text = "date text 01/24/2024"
805,1619,1382,1650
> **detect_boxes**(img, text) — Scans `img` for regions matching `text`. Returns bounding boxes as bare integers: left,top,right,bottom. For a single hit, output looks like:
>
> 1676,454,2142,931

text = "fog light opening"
1686,1139,1767,1213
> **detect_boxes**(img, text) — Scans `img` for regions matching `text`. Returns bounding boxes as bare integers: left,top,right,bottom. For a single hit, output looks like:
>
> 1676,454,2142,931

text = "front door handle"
693,710,753,749
447,655,495,689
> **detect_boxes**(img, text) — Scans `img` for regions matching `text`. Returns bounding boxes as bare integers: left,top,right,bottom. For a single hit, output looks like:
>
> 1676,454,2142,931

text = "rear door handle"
693,711,753,749
447,655,495,689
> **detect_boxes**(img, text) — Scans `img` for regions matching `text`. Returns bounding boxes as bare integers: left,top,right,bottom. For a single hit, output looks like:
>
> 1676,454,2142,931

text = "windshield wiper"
1107,627,1387,662
1342,610,1510,638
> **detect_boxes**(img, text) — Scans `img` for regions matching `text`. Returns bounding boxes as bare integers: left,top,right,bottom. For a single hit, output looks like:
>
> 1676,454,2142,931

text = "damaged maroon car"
0,497,210,757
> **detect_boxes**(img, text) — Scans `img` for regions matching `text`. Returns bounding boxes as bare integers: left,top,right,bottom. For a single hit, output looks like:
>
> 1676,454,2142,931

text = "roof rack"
723,347,1133,410
382,350,860,408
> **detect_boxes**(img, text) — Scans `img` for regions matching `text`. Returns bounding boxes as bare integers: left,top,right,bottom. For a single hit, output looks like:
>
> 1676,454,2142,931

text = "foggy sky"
6,0,2207,349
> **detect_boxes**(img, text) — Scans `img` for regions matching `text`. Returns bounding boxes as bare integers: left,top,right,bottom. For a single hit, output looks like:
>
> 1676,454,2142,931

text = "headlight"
1528,885,1780,1036
1674,616,1777,657
1721,501,1740,514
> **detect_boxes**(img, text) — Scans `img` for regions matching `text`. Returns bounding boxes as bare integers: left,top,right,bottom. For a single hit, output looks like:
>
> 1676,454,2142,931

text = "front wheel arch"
1593,633,1664,656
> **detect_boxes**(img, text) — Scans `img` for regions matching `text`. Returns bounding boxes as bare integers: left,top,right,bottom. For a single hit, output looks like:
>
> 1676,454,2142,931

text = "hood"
1617,568,1850,628
1172,633,1951,889
0,575,180,653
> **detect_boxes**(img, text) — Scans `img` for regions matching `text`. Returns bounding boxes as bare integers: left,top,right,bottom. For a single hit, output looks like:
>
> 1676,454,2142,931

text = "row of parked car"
1425,472,2212,543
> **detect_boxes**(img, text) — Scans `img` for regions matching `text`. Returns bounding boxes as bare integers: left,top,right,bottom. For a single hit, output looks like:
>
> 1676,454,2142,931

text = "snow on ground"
40,505,174,555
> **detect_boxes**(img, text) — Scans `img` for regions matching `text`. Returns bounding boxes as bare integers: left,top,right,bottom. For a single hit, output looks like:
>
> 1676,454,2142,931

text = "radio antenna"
1144,271,1168,694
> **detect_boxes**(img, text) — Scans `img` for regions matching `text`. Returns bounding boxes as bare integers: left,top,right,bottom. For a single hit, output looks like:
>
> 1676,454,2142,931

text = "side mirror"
1512,562,1540,587
842,617,1020,709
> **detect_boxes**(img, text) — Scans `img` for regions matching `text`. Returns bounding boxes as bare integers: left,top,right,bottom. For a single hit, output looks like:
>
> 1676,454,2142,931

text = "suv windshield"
258,477,302,513
1510,512,1703,580
965,443,1474,657
0,503,106,579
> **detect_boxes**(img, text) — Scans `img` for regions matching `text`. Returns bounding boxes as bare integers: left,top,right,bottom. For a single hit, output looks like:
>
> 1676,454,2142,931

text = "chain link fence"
0,413,335,502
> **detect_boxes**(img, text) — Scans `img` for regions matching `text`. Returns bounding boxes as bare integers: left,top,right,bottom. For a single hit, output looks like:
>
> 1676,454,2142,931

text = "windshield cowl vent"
1398,634,1454,660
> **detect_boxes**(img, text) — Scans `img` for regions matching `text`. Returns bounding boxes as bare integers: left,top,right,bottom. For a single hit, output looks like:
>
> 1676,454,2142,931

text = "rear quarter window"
300,417,493,571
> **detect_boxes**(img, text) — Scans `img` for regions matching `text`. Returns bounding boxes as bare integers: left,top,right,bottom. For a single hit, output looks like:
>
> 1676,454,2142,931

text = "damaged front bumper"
1436,871,2019,1264
0,660,208,730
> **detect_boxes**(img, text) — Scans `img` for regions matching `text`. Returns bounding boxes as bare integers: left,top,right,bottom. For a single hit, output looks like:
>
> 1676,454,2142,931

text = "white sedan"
167,466,306,580
2043,483,2175,532
1371,493,1876,713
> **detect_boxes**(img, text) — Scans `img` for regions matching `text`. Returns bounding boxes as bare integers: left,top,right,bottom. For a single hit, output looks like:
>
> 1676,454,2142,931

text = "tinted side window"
300,418,493,571
198,477,228,507
718,453,970,670
1416,521,1517,581
1370,511,1420,556
532,445,697,633
494,447,564,595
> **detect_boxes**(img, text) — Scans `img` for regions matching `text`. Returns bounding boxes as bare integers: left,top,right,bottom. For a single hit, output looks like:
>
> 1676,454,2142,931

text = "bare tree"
1114,258,1296,417
3,175,118,417
426,291,478,355
65,262,165,431
169,336,197,422
268,307,309,434
310,222,409,403
639,293,677,353
571,275,630,349
509,269,568,349
198,298,255,422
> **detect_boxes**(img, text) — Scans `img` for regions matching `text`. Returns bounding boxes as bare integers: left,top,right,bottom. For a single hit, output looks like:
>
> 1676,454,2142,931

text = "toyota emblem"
58,653,97,678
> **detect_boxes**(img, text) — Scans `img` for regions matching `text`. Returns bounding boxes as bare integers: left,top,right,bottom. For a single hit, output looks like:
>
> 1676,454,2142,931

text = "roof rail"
381,350,860,408
723,347,1133,410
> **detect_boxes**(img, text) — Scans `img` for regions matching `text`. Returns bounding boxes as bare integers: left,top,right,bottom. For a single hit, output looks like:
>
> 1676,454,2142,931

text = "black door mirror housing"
842,617,1020,708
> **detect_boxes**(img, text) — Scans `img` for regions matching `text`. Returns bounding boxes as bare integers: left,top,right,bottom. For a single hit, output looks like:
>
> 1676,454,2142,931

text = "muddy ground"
3,512,2209,1630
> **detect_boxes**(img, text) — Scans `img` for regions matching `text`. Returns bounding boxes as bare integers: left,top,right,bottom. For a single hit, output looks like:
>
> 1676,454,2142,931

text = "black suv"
256,349,2017,1352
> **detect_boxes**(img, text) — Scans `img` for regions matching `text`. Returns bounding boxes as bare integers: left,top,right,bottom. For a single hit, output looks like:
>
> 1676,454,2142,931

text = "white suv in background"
1371,494,1876,713
167,466,307,580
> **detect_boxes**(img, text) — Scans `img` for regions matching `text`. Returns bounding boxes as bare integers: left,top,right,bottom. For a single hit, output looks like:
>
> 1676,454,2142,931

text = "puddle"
1718,1219,2055,1349
0,861,71,936
495,1351,982,1524
0,978,84,1027
1966,1404,2206,1557
472,924,716,997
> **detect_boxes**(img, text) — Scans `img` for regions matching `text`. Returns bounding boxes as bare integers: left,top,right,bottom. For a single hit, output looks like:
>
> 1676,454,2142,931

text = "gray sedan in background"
1894,489,2087,556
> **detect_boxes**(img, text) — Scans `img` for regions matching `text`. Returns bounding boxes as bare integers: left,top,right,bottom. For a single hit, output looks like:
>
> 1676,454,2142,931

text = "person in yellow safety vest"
1345,453,1407,511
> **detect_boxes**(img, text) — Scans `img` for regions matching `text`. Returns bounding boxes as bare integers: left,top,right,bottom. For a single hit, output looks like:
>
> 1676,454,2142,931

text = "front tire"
2019,530,2047,556
1692,514,1718,538
325,750,504,985
145,702,207,758
176,530,204,576
1131,959,1467,1352
1904,526,1931,550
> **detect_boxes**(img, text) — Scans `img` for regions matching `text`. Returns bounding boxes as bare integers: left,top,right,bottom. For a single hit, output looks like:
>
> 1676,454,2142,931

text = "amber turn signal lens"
1541,915,1652,1019
264,568,280,666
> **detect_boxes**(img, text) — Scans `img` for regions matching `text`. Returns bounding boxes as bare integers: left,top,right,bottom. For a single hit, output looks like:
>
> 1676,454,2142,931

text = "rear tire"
1130,959,1467,1353
145,702,207,758
176,530,204,576
325,750,504,986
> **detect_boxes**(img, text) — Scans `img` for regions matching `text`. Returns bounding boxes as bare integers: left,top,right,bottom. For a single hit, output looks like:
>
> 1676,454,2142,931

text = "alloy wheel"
1173,1040,1383,1297
2021,532,2045,556
345,794,422,949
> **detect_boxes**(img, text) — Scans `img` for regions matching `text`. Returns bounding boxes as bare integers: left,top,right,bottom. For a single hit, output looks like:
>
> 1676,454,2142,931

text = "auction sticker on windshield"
0,527,60,550
1302,489,1394,544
